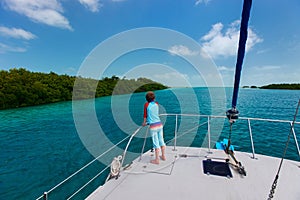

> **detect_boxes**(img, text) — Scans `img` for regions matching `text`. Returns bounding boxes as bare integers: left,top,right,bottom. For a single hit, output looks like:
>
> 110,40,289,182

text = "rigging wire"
267,99,300,199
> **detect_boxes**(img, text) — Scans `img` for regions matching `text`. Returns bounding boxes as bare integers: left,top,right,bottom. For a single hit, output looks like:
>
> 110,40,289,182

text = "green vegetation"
260,83,300,90
0,68,168,110
243,84,300,90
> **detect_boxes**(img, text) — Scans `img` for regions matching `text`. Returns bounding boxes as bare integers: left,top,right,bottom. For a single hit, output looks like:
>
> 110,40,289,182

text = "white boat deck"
87,146,300,200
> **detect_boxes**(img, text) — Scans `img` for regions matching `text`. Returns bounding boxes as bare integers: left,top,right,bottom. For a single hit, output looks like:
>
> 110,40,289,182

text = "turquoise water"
0,88,299,199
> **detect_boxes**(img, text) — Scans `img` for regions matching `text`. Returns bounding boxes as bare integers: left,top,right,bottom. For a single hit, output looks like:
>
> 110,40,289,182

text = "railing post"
248,119,256,159
290,122,300,160
173,114,178,151
43,192,48,200
208,116,211,153
139,127,149,161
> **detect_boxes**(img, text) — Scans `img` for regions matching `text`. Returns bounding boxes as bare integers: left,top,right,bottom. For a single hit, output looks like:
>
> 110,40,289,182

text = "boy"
142,91,166,164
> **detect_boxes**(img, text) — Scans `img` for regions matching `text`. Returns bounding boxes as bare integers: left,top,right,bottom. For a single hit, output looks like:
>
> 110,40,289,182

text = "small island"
243,86,258,89
259,83,300,90
0,68,168,110
243,84,300,90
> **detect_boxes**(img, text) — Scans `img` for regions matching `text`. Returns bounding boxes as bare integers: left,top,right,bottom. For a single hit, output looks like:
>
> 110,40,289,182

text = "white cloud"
168,45,198,56
78,0,102,12
2,0,73,30
0,43,26,53
253,65,281,70
256,49,269,54
154,71,189,80
201,20,263,59
242,65,299,86
201,23,223,41
218,66,234,72
195,0,211,6
0,26,36,40
153,72,191,87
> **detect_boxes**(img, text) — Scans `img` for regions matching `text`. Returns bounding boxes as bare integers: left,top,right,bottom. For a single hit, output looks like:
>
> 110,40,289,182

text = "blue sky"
0,0,299,87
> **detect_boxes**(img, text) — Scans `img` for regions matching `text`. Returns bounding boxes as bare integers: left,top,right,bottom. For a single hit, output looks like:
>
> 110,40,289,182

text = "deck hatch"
203,159,232,177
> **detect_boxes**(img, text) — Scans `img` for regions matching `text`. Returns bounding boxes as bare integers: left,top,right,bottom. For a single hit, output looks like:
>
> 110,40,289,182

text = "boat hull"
87,146,300,200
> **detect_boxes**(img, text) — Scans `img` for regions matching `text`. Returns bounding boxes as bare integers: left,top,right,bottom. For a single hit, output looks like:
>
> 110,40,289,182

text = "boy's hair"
146,91,155,102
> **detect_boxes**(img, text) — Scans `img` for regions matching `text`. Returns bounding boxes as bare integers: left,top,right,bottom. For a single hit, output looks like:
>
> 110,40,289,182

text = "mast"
227,0,252,121
222,0,252,176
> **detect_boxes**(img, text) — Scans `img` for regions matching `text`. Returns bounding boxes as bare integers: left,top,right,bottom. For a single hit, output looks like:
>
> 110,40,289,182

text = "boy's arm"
142,117,147,126
142,102,148,126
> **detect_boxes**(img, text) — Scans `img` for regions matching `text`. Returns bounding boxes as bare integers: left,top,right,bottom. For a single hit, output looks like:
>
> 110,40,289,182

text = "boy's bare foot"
150,159,159,164
160,156,166,161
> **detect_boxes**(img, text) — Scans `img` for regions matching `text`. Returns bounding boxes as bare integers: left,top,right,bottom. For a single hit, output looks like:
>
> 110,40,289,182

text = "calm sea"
0,88,299,200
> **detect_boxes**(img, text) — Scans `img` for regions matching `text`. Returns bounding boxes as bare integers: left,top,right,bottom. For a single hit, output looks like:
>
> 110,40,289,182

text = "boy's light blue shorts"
150,127,166,149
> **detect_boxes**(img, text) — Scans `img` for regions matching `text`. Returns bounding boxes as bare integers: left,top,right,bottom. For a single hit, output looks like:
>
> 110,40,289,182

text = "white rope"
120,126,143,168
110,155,122,177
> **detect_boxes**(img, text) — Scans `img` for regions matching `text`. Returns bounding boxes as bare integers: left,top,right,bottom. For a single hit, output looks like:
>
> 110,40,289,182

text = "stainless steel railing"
158,114,300,160
37,114,300,200
36,133,133,200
